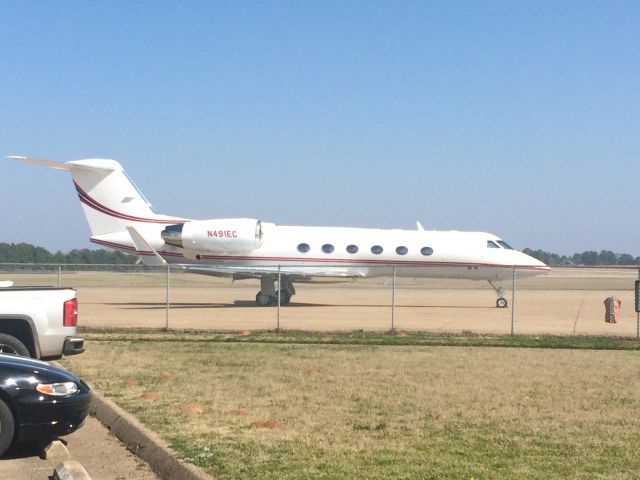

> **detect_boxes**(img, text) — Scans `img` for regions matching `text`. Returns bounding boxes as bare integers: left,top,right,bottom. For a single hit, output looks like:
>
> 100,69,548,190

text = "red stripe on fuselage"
75,181,186,224
90,239,548,270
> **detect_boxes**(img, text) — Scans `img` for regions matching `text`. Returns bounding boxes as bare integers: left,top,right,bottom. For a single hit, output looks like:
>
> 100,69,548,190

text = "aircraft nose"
521,251,550,272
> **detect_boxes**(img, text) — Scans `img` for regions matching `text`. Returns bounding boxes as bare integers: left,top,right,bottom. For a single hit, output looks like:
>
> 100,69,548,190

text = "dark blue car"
0,353,91,456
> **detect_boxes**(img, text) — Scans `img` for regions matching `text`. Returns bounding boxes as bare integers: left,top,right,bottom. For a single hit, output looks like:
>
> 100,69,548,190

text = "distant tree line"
523,248,640,266
0,243,137,264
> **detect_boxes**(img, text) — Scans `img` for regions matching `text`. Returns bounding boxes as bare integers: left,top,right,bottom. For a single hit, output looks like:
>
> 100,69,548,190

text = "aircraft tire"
256,291,273,306
496,298,508,309
279,290,292,306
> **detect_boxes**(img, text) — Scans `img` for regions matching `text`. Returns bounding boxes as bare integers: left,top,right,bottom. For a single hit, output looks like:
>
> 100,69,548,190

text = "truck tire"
0,334,30,357
0,399,15,456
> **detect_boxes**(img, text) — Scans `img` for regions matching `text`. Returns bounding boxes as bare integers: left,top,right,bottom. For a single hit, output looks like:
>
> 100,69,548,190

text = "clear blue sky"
1,1,638,255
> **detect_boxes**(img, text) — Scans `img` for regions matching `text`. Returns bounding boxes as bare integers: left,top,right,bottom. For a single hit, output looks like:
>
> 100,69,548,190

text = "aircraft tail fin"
8,156,185,237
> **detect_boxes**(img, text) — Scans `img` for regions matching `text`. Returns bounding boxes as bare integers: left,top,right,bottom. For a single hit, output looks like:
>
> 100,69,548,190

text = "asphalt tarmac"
0,416,158,480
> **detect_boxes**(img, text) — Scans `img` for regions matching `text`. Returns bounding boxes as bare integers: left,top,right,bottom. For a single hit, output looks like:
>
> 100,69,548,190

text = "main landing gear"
488,281,508,308
255,274,296,306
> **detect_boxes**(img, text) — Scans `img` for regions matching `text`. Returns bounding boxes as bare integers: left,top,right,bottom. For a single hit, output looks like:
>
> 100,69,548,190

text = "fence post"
57,264,61,287
637,268,640,340
165,263,170,331
277,265,281,333
391,266,396,332
511,266,516,336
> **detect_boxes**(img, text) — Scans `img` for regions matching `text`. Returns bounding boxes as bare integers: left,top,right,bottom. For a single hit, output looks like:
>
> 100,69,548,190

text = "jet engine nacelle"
161,218,263,253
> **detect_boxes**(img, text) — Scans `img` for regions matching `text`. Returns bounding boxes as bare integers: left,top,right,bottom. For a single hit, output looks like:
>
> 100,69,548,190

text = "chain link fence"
1,263,638,337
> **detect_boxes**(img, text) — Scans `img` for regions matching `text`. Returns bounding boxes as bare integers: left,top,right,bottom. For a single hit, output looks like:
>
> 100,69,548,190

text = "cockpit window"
497,240,513,250
487,241,500,248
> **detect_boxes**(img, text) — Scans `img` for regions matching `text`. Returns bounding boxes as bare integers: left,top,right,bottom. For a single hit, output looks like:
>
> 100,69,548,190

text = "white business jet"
9,156,549,308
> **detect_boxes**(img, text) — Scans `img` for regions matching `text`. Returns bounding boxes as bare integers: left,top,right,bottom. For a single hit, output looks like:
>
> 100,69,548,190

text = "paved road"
0,416,159,480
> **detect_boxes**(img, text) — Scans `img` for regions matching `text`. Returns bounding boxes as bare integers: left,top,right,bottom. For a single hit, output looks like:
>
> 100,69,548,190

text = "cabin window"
396,246,408,255
487,241,499,248
420,247,434,256
322,244,334,253
297,243,310,253
497,240,513,250
346,244,359,254
371,245,383,255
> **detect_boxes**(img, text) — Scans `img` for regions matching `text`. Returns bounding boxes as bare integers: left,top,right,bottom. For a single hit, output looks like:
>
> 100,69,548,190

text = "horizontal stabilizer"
7,156,71,171
7,156,116,173
126,227,167,266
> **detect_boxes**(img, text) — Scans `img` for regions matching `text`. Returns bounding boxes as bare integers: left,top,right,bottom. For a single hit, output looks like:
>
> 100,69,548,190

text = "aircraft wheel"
278,290,292,306
256,291,274,306
496,298,508,309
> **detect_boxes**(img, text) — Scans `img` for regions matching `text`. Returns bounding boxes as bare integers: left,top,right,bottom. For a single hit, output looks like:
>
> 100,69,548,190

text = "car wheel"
0,334,30,357
0,399,15,457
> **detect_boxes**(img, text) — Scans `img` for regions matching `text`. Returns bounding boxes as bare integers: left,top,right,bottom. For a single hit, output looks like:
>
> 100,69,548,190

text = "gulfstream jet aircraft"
9,156,549,307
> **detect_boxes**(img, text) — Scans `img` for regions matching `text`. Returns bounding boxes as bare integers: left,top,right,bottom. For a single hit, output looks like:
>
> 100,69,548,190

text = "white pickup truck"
0,282,85,359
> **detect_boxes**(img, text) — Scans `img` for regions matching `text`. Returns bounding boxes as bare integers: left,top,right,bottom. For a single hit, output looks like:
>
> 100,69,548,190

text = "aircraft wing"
182,265,370,283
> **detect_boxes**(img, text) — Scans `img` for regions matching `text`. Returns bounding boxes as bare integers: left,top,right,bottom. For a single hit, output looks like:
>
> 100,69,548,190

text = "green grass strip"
79,326,640,350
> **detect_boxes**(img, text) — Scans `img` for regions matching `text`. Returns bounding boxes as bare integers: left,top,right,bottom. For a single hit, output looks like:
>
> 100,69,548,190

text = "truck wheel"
0,399,15,457
0,334,30,357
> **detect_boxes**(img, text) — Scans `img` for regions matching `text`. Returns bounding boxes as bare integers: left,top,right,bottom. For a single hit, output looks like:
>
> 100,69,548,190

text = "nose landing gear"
489,281,508,308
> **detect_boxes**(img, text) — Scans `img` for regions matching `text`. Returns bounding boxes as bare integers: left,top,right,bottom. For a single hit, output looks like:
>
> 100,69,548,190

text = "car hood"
0,353,83,385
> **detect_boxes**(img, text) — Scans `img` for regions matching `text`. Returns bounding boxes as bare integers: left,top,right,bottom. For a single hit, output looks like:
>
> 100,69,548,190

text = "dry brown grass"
63,338,640,479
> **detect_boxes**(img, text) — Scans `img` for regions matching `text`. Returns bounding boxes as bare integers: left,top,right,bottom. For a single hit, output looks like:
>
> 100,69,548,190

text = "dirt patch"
226,409,250,417
140,391,161,401
240,330,252,336
250,419,283,430
123,378,139,386
65,269,640,336
158,372,172,381
181,403,204,415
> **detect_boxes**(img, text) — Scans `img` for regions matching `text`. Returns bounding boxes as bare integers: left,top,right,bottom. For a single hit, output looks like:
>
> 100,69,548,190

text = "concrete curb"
90,393,212,480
